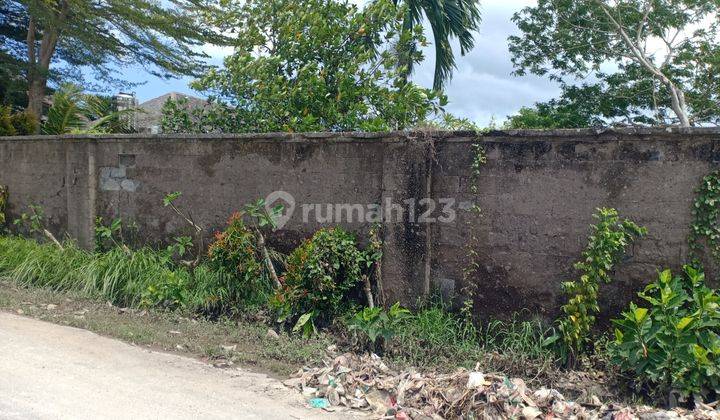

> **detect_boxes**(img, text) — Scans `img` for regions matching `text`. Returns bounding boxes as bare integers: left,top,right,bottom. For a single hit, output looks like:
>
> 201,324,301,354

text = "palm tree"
396,0,482,91
42,84,138,135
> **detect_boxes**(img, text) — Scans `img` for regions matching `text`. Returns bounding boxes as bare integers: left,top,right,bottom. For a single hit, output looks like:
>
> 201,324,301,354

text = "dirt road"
0,311,342,419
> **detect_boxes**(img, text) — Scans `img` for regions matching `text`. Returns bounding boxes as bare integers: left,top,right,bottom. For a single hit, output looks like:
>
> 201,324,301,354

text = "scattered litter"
15,308,24,315
46,304,57,310
308,398,330,409
285,351,720,419
168,330,182,335
220,344,237,352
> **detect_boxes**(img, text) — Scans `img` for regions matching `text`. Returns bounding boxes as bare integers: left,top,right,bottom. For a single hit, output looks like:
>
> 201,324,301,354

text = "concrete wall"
1,129,718,318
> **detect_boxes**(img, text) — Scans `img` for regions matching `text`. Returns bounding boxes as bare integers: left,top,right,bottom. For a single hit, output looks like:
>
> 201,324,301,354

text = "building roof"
136,92,207,133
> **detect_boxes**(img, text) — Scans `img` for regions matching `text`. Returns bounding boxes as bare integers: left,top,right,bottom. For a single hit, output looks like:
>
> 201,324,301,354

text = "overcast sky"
118,0,559,126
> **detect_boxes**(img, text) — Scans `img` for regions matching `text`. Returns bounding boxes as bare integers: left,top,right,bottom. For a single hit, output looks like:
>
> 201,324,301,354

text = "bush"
271,227,369,335
0,105,16,136
610,266,720,401
10,110,39,135
205,212,270,310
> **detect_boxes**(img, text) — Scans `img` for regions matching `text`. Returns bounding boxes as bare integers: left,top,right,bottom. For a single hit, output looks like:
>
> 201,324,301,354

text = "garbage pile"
284,351,720,419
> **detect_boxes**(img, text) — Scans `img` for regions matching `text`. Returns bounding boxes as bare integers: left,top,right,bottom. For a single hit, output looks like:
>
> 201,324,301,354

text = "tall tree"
395,0,481,91
0,0,227,118
184,0,444,133
509,0,720,127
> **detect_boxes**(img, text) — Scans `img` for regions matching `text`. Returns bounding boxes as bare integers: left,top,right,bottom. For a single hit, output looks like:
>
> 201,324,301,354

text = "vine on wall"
689,170,720,266
460,138,487,312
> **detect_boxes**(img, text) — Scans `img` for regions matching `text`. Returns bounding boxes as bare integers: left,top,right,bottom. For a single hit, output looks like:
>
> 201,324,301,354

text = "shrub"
610,266,720,402
204,212,270,309
10,110,39,135
556,208,646,358
271,227,369,336
0,105,16,136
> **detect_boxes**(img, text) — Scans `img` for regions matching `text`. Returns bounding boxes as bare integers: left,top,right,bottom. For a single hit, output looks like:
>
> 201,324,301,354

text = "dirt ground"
0,311,350,419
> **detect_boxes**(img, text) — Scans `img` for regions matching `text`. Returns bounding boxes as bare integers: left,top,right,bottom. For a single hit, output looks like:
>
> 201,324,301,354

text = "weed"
346,303,410,353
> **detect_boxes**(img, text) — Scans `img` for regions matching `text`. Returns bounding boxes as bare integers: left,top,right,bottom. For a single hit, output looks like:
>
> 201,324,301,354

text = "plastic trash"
309,398,330,409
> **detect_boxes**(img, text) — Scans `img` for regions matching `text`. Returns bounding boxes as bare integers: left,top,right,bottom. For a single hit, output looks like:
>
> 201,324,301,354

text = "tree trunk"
668,84,691,127
25,2,68,120
27,78,46,119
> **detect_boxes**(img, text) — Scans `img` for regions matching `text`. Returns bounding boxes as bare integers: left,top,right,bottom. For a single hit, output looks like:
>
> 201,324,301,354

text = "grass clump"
0,236,190,308
384,300,557,378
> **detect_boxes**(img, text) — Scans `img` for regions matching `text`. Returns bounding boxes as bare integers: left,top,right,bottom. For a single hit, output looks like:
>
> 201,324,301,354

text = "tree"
0,0,227,118
185,0,444,133
509,0,720,127
505,79,664,129
40,84,136,134
395,0,481,91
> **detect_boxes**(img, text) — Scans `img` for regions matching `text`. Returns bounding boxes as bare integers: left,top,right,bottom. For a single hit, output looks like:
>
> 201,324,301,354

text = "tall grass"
0,236,269,313
387,301,558,378
0,236,186,307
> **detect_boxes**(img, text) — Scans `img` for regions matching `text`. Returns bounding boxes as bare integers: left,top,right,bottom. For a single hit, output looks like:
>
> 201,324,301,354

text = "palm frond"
41,84,86,135
396,0,482,90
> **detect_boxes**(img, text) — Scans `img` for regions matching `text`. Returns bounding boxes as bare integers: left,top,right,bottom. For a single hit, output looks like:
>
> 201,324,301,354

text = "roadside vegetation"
3,169,720,410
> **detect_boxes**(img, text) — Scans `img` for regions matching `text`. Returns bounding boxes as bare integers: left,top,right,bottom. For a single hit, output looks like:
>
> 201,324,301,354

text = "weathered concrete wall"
1,129,718,318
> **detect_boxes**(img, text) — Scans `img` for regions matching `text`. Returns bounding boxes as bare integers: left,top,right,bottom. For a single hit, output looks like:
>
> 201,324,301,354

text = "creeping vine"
460,136,487,308
689,170,720,267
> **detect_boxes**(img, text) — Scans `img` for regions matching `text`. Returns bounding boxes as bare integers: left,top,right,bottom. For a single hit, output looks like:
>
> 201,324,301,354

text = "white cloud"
411,0,559,125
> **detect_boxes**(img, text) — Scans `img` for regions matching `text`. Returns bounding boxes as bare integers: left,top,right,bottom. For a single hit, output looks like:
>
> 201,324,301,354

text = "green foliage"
183,0,443,133
0,236,191,307
205,212,270,309
271,227,370,336
42,84,136,135
140,270,190,309
504,84,609,129
347,302,410,351
397,0,482,90
10,110,39,135
242,198,284,230
418,113,481,131
689,170,720,267
0,105,15,136
387,302,557,377
611,267,720,400
558,208,646,358
94,217,123,252
160,98,195,134
509,0,720,126
2,0,227,113
13,204,46,235
163,191,183,207
42,84,86,135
